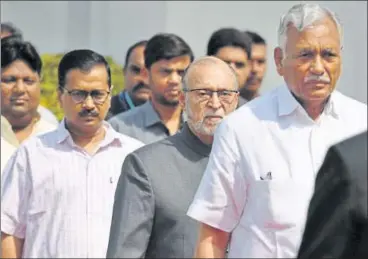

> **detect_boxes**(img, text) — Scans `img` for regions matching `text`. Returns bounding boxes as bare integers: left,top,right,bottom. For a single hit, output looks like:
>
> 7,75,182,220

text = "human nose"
207,92,221,109
310,56,325,75
82,94,95,109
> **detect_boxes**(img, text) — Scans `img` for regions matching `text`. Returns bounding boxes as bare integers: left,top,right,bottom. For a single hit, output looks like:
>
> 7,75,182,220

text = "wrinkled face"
181,63,239,136
148,55,192,107
1,60,41,119
58,65,111,134
274,17,342,104
246,43,267,91
215,46,251,89
124,45,150,103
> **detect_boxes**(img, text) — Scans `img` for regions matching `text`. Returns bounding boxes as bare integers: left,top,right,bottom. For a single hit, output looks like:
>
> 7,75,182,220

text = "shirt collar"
56,119,123,147
277,84,340,119
179,122,212,156
142,101,186,128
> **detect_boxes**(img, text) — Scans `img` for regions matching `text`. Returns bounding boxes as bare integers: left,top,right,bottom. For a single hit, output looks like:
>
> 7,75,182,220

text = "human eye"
1,76,16,84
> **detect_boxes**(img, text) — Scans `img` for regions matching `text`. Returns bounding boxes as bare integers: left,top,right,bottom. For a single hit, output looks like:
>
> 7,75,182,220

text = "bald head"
182,56,238,91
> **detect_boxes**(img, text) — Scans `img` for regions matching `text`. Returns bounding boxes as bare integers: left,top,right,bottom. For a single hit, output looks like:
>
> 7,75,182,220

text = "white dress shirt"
187,85,367,258
1,120,144,258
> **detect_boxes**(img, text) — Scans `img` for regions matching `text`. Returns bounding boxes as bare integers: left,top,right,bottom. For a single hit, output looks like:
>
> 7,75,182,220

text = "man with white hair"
187,3,367,258
106,56,239,258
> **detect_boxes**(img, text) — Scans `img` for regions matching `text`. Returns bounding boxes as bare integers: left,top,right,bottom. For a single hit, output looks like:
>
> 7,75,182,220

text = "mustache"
132,82,150,93
304,75,330,83
79,109,99,117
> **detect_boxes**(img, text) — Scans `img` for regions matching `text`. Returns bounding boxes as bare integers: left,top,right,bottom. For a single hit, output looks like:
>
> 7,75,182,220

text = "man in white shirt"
1,49,143,258
187,3,367,258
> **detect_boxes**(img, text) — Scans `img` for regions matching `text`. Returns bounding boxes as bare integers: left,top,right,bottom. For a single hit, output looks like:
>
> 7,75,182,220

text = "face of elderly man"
274,16,342,108
180,57,239,139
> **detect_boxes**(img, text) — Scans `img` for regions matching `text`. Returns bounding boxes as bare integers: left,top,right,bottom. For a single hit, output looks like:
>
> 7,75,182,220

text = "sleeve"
106,152,155,258
1,146,32,239
297,146,353,258
187,119,248,232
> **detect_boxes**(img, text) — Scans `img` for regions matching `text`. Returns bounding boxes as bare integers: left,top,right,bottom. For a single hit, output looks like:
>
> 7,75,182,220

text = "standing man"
1,22,59,126
187,3,367,258
207,27,252,106
109,33,194,144
1,37,56,146
106,56,239,258
243,30,267,101
106,40,149,119
1,49,143,258
298,131,367,258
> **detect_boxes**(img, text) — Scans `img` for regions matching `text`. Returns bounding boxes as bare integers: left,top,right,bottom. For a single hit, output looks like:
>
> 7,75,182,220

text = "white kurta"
187,85,367,258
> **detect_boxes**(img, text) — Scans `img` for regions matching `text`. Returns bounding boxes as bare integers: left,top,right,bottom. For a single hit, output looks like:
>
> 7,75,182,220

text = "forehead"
65,65,109,90
251,44,267,57
128,45,145,66
2,60,39,78
285,17,341,51
215,46,249,62
152,55,192,69
187,64,235,90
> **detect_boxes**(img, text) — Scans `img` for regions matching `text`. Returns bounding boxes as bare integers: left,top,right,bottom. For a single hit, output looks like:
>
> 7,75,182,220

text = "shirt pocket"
250,179,310,230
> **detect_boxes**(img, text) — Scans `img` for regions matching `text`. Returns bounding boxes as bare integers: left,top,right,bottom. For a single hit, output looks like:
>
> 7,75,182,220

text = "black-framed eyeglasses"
183,88,239,103
61,87,110,104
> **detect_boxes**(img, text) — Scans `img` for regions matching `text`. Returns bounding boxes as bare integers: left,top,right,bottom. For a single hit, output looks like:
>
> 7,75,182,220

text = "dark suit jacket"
106,123,211,258
298,131,367,258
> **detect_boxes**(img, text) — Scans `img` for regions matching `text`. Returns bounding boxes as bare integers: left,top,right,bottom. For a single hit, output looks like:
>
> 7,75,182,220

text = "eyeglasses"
183,88,239,103
61,87,110,104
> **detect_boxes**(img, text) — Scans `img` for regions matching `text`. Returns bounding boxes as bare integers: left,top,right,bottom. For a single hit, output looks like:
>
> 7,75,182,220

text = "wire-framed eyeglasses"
61,87,110,105
183,88,239,103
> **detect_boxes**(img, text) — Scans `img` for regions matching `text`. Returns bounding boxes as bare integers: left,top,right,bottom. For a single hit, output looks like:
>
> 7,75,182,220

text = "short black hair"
207,28,252,59
123,40,148,70
144,33,194,69
1,22,23,40
1,36,42,75
244,30,266,45
58,49,111,89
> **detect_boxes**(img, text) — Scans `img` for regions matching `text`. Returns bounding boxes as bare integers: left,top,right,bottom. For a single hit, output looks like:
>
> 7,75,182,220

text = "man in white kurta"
187,3,367,258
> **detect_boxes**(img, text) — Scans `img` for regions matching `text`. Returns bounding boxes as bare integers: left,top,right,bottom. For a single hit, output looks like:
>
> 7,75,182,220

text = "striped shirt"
1,120,144,258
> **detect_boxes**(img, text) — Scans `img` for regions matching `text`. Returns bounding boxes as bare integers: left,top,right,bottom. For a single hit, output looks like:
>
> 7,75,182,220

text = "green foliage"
40,53,125,121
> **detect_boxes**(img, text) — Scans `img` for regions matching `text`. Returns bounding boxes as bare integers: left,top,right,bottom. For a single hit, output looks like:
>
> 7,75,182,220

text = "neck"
5,111,39,131
127,91,146,107
292,93,329,121
188,123,214,146
240,88,259,101
66,121,106,150
151,98,182,122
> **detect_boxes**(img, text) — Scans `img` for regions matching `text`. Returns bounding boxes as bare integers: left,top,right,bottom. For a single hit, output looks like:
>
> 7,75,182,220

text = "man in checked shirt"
1,49,143,258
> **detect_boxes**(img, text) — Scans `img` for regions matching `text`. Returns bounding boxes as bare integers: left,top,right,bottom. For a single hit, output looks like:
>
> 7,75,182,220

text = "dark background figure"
106,40,149,119
243,30,267,101
207,27,252,106
298,131,367,259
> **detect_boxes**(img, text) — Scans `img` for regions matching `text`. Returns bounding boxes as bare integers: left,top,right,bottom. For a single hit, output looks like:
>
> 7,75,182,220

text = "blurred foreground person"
298,131,367,258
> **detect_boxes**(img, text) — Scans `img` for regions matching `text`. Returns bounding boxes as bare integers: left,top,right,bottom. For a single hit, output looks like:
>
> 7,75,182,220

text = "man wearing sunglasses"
1,49,144,258
106,56,239,258
207,27,252,107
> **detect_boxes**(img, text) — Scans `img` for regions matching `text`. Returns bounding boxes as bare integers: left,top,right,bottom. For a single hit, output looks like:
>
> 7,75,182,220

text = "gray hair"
278,3,343,54
182,56,238,91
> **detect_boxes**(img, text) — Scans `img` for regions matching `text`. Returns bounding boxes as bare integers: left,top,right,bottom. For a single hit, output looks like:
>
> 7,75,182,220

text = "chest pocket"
245,179,314,230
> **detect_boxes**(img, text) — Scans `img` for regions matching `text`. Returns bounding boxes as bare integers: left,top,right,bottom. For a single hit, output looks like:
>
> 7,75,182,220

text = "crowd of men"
1,2,367,259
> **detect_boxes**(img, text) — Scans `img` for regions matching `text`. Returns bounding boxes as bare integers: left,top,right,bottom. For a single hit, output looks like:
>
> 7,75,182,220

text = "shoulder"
334,91,367,116
112,131,145,150
109,103,147,125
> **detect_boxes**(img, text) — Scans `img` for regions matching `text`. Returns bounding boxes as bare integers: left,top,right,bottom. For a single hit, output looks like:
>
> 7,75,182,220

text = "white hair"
278,3,343,54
